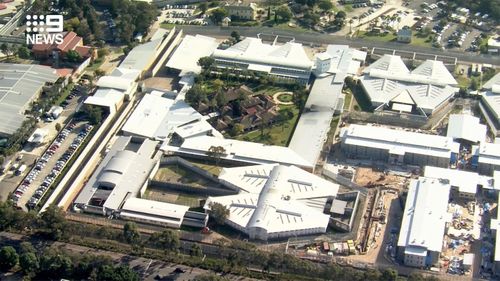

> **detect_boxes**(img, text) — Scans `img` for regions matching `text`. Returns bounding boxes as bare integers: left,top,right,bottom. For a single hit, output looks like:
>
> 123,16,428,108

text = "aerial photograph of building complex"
0,0,498,280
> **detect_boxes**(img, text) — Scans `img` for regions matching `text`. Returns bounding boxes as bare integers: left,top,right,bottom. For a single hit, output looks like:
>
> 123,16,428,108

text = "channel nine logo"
25,14,64,45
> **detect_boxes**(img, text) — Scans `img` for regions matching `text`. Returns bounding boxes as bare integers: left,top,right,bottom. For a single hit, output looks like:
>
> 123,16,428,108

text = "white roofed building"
480,72,500,136
162,135,313,171
397,177,452,267
472,142,500,175
446,114,486,143
121,93,221,142
165,34,219,76
212,37,313,84
73,136,161,215
288,45,366,167
423,166,482,199
204,164,338,240
359,55,458,116
340,124,460,167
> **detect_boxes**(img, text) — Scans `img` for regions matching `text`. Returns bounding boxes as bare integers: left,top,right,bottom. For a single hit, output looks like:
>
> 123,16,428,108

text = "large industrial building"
340,124,460,167
0,64,60,137
480,72,500,136
211,37,313,84
204,164,339,240
73,136,208,228
359,55,458,116
397,177,452,267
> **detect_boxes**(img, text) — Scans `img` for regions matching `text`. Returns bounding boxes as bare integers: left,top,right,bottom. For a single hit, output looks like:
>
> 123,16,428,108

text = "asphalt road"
179,25,500,65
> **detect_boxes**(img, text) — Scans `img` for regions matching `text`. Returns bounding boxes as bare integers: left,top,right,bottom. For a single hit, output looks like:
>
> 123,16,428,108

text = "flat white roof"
165,34,219,75
162,135,313,169
121,197,189,225
446,114,486,143
119,28,168,71
96,76,136,92
84,88,125,109
288,45,366,166
424,166,479,194
474,142,500,166
481,72,500,122
206,164,337,235
341,124,460,159
398,177,451,253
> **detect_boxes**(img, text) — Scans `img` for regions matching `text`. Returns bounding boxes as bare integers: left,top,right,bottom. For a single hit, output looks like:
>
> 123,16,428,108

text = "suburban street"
178,25,500,65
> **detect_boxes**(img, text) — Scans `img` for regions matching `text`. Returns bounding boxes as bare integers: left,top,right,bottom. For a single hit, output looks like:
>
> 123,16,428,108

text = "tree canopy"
208,202,230,225
0,246,19,271
210,8,228,24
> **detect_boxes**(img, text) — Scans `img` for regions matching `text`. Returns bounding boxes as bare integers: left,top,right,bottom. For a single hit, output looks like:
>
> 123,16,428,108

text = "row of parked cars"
27,124,93,209
12,124,76,204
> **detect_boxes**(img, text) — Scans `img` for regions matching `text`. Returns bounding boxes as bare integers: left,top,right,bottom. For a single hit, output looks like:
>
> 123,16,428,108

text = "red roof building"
32,31,96,60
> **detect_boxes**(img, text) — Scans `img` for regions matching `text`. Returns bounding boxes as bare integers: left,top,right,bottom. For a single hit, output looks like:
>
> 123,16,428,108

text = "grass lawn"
234,105,300,146
410,34,433,48
344,5,353,13
277,92,293,103
189,161,223,176
343,89,353,111
455,74,470,88
357,31,396,42
176,194,201,207
85,58,104,72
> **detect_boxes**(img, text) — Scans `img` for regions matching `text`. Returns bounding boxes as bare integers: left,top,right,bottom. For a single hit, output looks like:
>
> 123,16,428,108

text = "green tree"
0,246,18,271
381,268,398,281
275,5,292,22
208,202,230,225
231,123,245,136
17,46,31,59
470,78,479,90
149,230,180,252
55,123,62,131
123,222,141,244
19,252,39,274
230,30,241,42
318,0,333,12
39,204,67,240
206,145,226,166
98,47,110,58
190,243,203,257
198,56,215,70
82,104,103,125
66,50,82,63
210,8,228,25
96,265,140,281
199,2,208,14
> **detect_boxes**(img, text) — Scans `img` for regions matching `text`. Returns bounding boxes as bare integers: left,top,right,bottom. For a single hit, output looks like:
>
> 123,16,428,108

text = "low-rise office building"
225,3,258,20
205,164,338,240
340,124,460,167
397,177,452,267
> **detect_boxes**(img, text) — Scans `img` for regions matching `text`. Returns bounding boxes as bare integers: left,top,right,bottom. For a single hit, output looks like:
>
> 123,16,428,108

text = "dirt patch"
354,167,403,187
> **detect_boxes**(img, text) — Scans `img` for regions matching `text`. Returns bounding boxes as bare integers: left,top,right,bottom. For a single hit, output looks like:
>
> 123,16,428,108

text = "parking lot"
160,6,208,26
12,122,93,210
